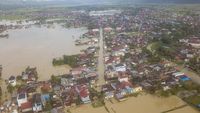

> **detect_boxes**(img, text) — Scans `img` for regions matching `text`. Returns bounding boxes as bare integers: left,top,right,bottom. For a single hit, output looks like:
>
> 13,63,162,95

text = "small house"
8,76,17,86
133,85,143,93
75,85,91,104
17,93,28,107
118,73,129,82
20,102,33,113
115,64,126,72
32,93,43,112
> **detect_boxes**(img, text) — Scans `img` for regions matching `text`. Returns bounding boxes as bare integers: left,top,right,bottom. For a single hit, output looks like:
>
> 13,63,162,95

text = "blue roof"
179,75,190,81
41,94,50,101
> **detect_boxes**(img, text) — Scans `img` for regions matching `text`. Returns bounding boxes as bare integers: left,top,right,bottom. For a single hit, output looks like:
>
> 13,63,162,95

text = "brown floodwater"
0,24,88,80
71,94,199,113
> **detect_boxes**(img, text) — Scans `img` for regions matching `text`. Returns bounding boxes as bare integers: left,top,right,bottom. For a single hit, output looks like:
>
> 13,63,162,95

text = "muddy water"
71,94,199,113
97,28,106,86
0,24,88,80
107,94,199,113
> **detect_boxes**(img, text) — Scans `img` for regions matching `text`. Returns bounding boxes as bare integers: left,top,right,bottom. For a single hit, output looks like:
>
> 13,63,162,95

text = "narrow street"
97,28,106,87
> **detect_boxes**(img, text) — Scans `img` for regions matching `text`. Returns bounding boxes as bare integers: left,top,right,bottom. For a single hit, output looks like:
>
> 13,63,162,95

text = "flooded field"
0,24,87,80
71,94,199,113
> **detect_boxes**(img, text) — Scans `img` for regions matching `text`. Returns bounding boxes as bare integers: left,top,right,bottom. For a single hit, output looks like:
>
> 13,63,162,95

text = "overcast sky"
1,0,200,5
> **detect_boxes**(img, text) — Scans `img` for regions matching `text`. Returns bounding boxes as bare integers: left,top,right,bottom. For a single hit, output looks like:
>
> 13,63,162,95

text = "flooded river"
0,24,87,80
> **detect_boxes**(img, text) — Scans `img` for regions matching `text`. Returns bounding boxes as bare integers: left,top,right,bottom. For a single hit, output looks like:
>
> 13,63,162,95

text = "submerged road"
97,28,106,86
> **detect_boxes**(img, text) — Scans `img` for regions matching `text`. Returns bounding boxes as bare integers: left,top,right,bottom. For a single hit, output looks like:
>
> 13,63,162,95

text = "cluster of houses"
1,42,100,112
75,30,99,46
178,36,200,61
1,67,40,113
100,14,194,100
1,7,200,113
102,29,144,101
0,26,101,113
8,67,38,87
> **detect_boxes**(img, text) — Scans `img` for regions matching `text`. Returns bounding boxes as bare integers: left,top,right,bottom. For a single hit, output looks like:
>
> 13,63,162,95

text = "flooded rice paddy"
71,94,199,113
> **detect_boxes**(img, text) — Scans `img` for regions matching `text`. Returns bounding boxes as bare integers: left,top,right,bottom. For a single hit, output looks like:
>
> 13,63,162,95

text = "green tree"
7,84,15,94
0,87,2,99
188,56,200,74
44,101,52,111
51,75,60,84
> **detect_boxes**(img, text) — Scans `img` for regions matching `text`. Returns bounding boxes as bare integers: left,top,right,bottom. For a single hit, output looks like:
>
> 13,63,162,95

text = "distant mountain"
1,0,200,3
0,0,200,7
118,0,200,4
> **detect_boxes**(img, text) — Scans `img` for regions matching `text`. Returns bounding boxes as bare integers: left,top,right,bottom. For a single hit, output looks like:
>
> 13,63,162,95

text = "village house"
105,70,118,81
140,81,153,90
17,84,37,96
71,67,84,76
104,27,113,32
116,27,122,32
85,72,98,80
188,37,200,48
75,85,91,104
105,56,121,66
117,81,134,95
32,93,43,112
112,51,125,56
112,45,127,52
118,72,129,82
85,72,98,86
61,87,78,107
41,82,52,93
52,84,62,95
17,93,28,107
20,102,33,113
61,76,74,87
132,84,143,93
92,29,99,32
51,94,63,109
111,81,134,97
114,64,126,72
76,78,89,86
111,45,128,56
115,92,127,101
102,84,115,99
86,46,97,54
21,67,37,83
8,76,17,86
180,37,200,48
111,81,135,101
41,93,50,107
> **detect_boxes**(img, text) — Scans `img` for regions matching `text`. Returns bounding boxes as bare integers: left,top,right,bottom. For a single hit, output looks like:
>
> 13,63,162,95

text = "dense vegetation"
148,20,200,62
52,55,78,67
188,57,200,74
